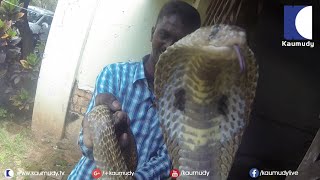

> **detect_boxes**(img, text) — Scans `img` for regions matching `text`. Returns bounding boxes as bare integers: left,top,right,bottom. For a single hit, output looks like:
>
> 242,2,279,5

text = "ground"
0,115,83,180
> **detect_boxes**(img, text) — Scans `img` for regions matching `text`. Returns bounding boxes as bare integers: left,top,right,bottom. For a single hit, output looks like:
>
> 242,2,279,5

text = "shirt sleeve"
78,66,116,159
134,130,172,180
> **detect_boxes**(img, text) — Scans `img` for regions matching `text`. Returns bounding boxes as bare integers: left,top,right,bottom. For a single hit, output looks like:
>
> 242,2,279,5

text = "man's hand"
82,93,131,149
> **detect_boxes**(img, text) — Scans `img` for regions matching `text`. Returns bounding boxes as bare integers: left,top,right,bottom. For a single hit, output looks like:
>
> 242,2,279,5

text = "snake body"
86,106,137,180
87,24,258,180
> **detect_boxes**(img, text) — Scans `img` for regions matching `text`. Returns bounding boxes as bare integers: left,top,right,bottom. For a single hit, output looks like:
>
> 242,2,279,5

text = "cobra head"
154,24,257,179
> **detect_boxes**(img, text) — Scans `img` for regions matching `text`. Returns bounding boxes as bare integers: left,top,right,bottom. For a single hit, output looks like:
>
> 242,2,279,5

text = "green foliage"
0,127,28,165
26,53,38,67
0,1,25,116
0,19,4,28
9,41,44,98
0,1,23,51
21,41,44,70
20,52,39,69
17,88,29,101
9,88,34,111
0,0,24,21
35,41,45,53
2,0,20,12
0,107,8,118
0,1,45,116
6,28,16,37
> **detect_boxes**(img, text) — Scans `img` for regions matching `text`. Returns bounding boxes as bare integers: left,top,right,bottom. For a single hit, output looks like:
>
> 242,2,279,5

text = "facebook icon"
249,168,259,178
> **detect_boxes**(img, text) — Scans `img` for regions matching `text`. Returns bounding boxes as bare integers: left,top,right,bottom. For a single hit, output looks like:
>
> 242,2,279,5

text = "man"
68,1,201,179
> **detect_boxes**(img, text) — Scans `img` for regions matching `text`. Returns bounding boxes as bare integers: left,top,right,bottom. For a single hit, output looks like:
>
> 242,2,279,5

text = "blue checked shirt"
68,56,171,180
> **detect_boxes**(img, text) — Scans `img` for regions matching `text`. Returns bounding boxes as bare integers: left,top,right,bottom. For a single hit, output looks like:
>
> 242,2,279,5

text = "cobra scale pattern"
154,24,258,180
87,105,136,180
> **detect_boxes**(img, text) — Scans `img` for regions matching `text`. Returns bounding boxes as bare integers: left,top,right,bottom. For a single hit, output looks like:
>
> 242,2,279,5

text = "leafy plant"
34,41,45,55
0,107,14,119
0,0,23,78
1,0,20,12
10,45,42,85
0,0,43,116
20,52,39,69
9,88,34,110
6,28,16,37
0,19,4,28
0,107,8,118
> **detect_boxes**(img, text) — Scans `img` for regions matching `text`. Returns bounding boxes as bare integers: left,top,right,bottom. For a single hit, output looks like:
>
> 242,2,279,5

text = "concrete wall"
196,0,211,25
77,0,169,92
32,0,100,139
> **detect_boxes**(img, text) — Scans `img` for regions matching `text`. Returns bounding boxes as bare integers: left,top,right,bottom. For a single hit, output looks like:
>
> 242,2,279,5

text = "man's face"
150,15,192,65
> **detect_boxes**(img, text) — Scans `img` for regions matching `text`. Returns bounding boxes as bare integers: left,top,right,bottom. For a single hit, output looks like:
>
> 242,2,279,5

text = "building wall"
70,0,207,116
32,0,101,138
77,0,169,92
69,0,171,116
69,83,92,115
71,0,203,116
196,0,211,25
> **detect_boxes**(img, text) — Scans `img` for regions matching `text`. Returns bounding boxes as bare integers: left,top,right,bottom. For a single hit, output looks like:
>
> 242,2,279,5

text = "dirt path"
0,116,82,180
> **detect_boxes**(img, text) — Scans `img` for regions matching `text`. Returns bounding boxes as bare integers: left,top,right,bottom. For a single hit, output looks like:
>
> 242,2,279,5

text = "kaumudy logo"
283,5,315,48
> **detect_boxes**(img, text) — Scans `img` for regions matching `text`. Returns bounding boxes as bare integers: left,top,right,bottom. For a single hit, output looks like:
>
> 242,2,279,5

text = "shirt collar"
133,54,150,84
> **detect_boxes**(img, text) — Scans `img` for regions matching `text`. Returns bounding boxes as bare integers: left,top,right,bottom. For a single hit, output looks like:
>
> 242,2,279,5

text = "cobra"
86,24,259,180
